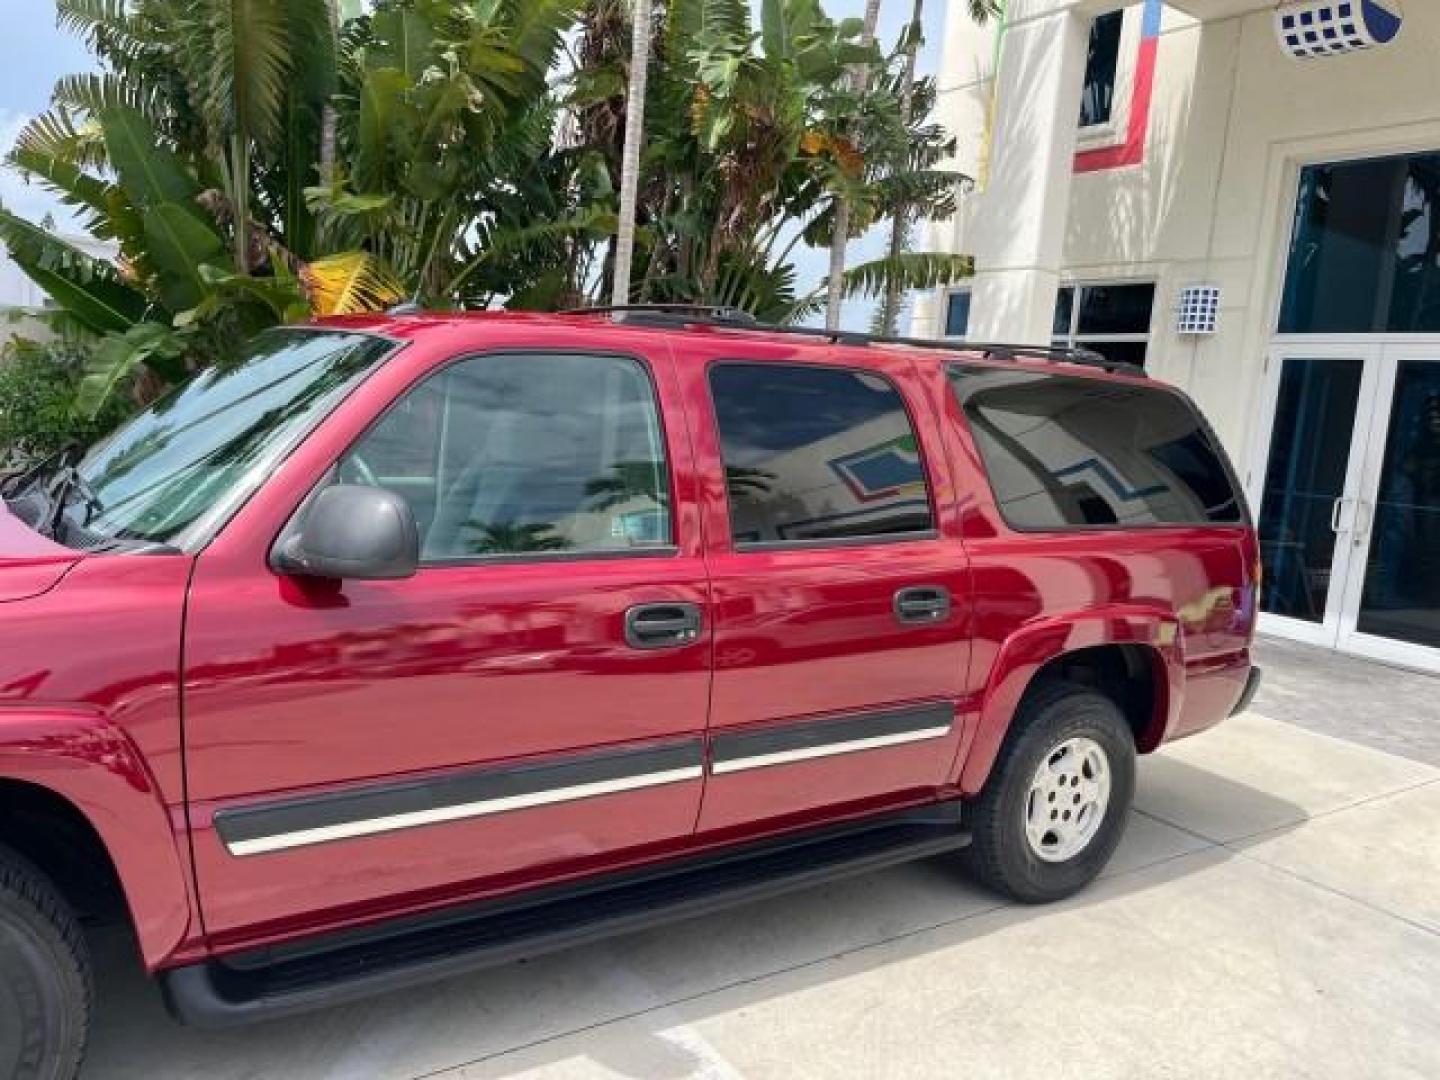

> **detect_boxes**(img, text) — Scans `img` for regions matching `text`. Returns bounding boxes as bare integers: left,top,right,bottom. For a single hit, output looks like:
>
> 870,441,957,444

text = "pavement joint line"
1230,847,1440,940
402,840,1222,1080
1134,782,1440,940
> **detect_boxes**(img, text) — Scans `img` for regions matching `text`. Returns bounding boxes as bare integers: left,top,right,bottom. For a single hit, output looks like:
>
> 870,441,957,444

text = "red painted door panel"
182,338,713,944
674,342,973,834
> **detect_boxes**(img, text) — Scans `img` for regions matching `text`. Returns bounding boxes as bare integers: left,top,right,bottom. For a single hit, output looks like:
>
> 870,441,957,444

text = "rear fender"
0,707,193,968
956,609,1183,795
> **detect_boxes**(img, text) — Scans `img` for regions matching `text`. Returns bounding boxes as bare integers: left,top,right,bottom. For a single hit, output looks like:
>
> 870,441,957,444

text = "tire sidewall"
990,690,1136,902
0,855,89,1080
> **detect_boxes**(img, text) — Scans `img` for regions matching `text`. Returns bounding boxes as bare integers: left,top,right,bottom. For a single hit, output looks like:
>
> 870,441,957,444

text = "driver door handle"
625,603,703,649
893,586,952,625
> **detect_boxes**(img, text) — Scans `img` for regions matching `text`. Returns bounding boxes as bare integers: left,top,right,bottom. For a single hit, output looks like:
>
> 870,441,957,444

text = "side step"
162,804,971,1027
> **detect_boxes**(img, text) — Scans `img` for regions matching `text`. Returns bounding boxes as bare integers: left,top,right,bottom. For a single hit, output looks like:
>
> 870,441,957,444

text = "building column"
942,3,1095,345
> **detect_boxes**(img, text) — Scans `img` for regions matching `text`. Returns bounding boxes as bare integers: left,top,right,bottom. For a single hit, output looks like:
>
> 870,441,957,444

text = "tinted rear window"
949,367,1244,529
710,363,935,545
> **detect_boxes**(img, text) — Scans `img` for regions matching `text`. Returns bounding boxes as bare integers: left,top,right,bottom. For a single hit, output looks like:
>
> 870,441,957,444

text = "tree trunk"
824,0,883,330
230,133,251,273
879,0,924,336
611,0,654,306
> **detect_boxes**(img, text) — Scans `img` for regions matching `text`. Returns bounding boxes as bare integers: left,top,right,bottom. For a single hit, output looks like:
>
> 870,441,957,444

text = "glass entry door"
1254,343,1440,669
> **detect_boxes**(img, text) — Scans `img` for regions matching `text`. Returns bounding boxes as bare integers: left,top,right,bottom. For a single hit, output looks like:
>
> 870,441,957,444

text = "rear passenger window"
709,363,935,545
343,353,671,560
949,367,1243,529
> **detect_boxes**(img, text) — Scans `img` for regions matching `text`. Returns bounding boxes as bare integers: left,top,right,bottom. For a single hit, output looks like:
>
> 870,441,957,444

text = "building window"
1053,282,1155,368
944,290,971,338
1280,151,1440,334
1079,12,1124,128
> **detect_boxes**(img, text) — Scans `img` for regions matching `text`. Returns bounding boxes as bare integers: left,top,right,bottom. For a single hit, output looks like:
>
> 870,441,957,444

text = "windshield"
54,329,394,551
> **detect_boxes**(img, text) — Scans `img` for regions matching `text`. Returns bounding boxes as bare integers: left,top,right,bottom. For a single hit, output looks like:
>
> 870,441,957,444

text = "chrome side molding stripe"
216,740,704,857
711,702,954,775
216,703,957,856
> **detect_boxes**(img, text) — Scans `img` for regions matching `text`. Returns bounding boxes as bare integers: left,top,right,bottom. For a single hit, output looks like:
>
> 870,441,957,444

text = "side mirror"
273,483,419,581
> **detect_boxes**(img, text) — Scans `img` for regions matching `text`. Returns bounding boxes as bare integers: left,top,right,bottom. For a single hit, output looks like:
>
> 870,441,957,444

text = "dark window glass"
945,291,972,338
1053,287,1075,336
1079,13,1123,128
1258,357,1362,623
344,354,671,560
709,364,935,545
1076,283,1155,335
1356,361,1440,648
950,368,1244,530
1078,340,1149,369
1280,153,1440,334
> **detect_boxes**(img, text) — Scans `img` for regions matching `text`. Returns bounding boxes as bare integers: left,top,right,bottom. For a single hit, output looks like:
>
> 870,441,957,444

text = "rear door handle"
893,586,951,625
625,602,703,649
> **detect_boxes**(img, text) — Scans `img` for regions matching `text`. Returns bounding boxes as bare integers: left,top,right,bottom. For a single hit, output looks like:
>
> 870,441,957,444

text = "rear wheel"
964,682,1136,903
0,845,91,1080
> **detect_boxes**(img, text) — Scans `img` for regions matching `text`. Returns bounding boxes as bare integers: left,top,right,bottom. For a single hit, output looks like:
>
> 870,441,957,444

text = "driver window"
340,353,672,561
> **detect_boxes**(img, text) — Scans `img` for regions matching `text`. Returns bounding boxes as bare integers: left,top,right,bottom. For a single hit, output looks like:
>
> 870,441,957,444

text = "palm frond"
301,251,406,315
51,73,159,123
55,0,134,47
834,251,975,299
11,109,109,172
203,0,292,144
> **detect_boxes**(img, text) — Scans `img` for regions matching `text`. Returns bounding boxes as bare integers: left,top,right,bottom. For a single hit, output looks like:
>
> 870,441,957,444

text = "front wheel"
0,845,92,1080
963,682,1136,903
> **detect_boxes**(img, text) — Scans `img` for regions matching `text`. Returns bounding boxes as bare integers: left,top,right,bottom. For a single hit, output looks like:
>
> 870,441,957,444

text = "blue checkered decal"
1275,1,1403,59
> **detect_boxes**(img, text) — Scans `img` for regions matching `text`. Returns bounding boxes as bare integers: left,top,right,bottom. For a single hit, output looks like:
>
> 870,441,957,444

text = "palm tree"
876,0,1000,334
824,0,882,331
611,0,654,304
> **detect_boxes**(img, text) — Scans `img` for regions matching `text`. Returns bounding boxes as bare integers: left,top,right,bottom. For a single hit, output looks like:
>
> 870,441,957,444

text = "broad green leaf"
142,203,226,313
76,322,183,420
100,107,202,213
0,208,146,333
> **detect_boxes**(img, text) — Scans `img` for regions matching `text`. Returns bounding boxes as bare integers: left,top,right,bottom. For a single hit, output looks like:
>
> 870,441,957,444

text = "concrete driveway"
81,709,1440,1080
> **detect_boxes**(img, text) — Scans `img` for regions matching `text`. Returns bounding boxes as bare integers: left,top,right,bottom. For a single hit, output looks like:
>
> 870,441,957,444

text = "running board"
161,804,970,1028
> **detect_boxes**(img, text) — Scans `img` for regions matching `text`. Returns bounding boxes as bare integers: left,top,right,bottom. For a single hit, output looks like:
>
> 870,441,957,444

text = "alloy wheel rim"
1023,736,1112,863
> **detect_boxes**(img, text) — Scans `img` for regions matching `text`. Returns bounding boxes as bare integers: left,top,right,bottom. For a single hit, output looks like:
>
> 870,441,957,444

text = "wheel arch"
0,707,195,969
957,609,1183,796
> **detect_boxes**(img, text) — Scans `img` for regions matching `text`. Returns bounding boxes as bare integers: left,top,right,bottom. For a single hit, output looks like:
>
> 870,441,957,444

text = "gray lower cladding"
711,702,954,774
215,739,705,857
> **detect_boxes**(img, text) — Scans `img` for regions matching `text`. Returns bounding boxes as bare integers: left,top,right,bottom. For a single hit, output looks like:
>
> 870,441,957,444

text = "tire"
0,845,92,1080
964,681,1136,903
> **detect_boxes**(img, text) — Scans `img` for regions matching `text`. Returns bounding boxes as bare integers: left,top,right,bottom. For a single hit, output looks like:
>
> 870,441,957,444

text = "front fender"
956,608,1183,795
0,707,193,968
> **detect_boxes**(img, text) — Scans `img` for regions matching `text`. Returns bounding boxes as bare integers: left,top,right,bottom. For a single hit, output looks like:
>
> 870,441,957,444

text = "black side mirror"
273,483,419,581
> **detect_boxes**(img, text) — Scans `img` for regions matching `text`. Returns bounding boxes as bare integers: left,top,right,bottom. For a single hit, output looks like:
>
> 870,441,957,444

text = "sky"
0,0,948,329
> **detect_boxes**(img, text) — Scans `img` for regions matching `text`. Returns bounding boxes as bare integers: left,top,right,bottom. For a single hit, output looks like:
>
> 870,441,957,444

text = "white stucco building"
915,0,1440,672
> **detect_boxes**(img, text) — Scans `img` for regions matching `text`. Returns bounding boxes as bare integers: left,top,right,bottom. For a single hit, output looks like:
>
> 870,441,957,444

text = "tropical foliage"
0,0,973,432
0,335,131,459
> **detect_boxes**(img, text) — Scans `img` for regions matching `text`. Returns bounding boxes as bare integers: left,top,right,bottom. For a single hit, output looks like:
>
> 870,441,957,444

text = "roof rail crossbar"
562,303,759,327
561,306,1143,376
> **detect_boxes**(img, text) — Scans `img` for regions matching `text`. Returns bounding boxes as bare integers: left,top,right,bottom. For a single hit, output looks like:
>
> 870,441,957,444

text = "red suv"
0,307,1260,1079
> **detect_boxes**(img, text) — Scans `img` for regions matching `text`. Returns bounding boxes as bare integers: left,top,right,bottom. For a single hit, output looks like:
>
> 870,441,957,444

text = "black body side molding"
161,802,970,1028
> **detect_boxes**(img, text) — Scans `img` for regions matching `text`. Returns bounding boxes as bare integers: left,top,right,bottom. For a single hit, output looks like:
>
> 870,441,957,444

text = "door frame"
1251,335,1440,671
1335,341,1440,671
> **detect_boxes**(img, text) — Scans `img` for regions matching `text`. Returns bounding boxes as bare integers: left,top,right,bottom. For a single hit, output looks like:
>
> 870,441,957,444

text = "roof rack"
560,305,1143,377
